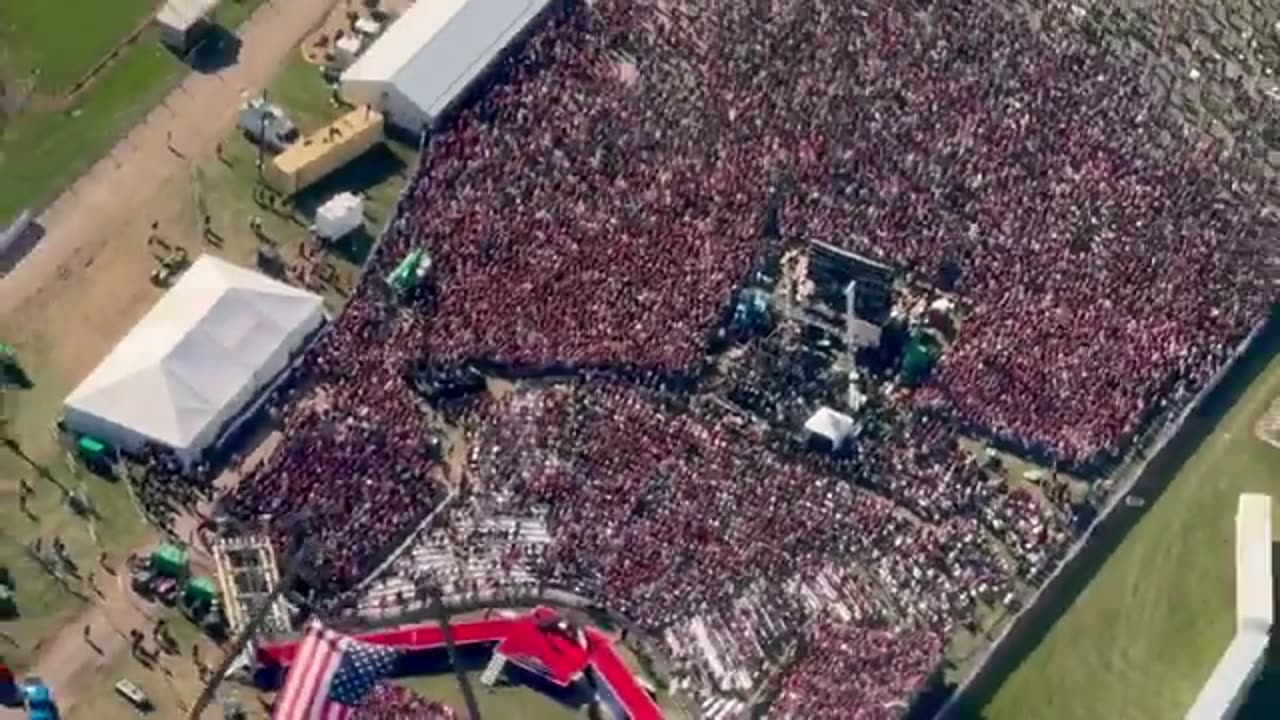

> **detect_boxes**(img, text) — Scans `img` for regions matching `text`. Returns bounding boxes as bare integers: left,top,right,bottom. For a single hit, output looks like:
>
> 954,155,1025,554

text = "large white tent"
340,0,552,132
63,256,324,463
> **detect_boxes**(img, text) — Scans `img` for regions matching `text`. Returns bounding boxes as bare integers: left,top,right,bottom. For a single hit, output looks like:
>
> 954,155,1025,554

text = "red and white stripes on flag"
273,620,396,720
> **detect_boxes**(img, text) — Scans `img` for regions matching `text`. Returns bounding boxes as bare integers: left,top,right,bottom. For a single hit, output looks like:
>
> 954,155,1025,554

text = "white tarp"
1235,493,1273,633
314,192,365,239
340,0,551,130
63,255,324,463
157,0,218,33
1184,630,1269,720
804,407,855,446
1185,493,1274,720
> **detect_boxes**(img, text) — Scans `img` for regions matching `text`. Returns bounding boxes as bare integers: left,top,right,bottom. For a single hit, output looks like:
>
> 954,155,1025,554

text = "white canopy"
804,407,856,446
314,192,364,239
63,256,324,463
157,0,218,33
340,0,552,130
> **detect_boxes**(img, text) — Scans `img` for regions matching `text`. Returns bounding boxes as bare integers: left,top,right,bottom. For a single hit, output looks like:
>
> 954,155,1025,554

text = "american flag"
274,621,399,720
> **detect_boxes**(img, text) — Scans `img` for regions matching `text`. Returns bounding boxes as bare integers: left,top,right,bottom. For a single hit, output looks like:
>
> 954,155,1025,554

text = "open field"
0,41,183,225
0,0,266,226
0,0,155,94
0,0,333,684
0,445,154,669
195,51,414,308
965,339,1280,720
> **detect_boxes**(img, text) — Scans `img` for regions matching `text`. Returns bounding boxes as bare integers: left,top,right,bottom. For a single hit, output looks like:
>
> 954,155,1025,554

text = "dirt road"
0,568,164,720
0,0,337,717
0,0,337,322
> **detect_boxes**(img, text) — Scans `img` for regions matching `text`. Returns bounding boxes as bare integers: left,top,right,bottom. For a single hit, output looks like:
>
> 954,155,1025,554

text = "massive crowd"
221,298,448,587
459,382,1065,703
353,684,456,720
373,0,1270,468
216,0,1276,714
771,623,943,720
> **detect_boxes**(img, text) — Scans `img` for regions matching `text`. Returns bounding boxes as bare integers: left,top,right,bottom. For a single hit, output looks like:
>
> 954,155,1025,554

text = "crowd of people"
220,299,449,587
771,623,943,720
212,0,1277,714
458,382,1052,699
131,443,215,531
371,0,1269,469
353,684,456,720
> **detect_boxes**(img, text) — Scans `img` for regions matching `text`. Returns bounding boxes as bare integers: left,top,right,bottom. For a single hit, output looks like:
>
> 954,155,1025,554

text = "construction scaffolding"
212,536,292,637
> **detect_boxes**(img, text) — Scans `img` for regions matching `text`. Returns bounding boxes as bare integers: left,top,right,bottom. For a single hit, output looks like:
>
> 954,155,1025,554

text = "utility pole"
257,89,269,182
432,588,483,720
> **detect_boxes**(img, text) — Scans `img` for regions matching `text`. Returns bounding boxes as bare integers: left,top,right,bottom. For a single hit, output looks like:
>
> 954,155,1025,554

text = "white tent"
156,0,218,51
63,256,324,463
314,192,365,240
340,0,552,132
804,407,856,448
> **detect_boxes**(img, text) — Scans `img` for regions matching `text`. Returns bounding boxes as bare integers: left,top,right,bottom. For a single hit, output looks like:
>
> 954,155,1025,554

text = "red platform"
257,607,663,719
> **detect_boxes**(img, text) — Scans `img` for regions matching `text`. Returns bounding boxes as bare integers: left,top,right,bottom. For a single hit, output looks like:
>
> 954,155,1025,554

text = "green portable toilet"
150,543,189,578
183,576,218,608
77,436,107,457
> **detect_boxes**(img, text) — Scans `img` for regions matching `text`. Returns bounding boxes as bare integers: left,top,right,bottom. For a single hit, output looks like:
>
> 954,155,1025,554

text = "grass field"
0,0,155,94
0,0,266,225
0,41,184,223
968,341,1280,720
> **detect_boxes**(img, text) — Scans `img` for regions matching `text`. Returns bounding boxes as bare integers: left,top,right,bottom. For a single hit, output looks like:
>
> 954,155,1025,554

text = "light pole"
431,587,483,720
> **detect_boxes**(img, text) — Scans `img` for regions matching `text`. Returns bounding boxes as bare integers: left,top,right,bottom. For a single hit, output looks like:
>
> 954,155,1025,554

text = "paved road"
0,1,337,717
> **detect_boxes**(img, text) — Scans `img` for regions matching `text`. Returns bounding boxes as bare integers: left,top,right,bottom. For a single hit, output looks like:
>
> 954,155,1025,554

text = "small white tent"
63,256,324,463
804,407,856,449
314,192,364,240
156,0,218,52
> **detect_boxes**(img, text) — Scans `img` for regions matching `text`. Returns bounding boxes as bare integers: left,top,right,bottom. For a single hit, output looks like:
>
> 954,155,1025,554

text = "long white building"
1185,493,1273,720
340,0,553,133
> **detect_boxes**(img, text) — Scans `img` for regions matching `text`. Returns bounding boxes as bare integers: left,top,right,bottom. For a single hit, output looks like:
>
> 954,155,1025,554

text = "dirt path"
0,0,338,322
0,558,164,719
0,1,339,716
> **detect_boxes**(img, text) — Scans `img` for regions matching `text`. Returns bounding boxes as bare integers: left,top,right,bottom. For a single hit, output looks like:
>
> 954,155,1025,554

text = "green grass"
0,0,269,226
266,52,342,133
974,348,1280,720
198,55,414,309
213,0,268,32
0,39,185,224
0,449,153,669
0,0,155,93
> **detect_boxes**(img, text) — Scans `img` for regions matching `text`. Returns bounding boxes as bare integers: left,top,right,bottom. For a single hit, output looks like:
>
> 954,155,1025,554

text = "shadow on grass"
284,144,408,264
186,25,242,74
0,361,35,390
939,310,1280,720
